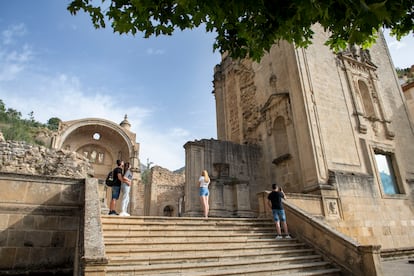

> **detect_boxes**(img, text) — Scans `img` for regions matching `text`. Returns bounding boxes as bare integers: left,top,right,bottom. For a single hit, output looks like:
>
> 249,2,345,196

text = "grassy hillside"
0,99,59,145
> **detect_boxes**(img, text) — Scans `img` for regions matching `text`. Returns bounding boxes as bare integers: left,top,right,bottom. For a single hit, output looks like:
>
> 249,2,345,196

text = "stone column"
235,182,254,217
209,179,226,217
256,191,272,218
183,141,205,217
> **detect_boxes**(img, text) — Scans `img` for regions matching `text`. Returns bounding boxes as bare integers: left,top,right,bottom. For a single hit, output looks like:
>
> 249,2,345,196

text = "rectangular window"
374,152,400,194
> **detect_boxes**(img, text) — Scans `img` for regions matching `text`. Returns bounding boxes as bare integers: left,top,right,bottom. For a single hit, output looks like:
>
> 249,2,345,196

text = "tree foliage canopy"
68,0,413,61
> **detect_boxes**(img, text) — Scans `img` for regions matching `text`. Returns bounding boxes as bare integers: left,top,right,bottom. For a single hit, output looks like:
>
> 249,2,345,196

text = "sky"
0,1,413,171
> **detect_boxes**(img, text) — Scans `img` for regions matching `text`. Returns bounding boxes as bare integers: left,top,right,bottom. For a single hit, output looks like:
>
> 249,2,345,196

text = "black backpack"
105,170,114,187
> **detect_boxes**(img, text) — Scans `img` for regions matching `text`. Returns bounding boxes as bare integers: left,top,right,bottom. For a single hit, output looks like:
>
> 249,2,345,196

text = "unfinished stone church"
191,25,414,250
1,26,413,275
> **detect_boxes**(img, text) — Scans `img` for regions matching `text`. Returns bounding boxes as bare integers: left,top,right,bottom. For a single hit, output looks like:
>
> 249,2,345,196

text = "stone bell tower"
207,25,414,249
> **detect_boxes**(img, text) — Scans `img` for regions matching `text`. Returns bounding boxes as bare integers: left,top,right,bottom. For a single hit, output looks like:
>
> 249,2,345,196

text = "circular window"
93,133,101,140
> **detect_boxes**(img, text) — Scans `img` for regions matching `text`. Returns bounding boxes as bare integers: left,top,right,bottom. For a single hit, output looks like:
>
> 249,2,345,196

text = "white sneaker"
119,212,130,217
285,235,292,239
275,235,283,239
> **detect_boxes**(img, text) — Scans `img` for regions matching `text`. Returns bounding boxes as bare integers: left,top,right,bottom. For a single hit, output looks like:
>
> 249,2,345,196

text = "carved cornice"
260,92,290,113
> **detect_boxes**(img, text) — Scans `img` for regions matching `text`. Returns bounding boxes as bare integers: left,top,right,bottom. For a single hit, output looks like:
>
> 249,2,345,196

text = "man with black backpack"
108,159,124,215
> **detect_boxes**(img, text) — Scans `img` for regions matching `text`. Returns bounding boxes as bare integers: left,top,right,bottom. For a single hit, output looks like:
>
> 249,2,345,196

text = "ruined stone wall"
145,166,184,216
0,140,94,178
213,41,310,193
184,139,263,217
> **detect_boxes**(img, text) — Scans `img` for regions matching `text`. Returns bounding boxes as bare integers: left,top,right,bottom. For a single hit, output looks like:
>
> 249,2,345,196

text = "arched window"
358,80,375,119
274,116,289,156
163,205,174,217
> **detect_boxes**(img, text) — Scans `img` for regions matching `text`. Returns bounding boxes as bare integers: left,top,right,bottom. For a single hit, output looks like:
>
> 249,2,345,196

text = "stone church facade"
185,25,413,251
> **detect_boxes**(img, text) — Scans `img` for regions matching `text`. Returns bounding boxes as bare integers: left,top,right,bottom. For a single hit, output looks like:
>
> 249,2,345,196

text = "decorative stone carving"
339,47,394,139
325,198,340,218
269,73,277,91
261,93,292,136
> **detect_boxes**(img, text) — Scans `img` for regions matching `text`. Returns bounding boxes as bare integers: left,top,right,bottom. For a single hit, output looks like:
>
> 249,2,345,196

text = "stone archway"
52,118,138,178
163,205,174,217
51,117,143,215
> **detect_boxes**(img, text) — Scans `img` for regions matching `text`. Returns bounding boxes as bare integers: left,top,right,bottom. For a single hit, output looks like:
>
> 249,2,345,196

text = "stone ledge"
381,246,414,260
0,172,85,184
0,202,81,216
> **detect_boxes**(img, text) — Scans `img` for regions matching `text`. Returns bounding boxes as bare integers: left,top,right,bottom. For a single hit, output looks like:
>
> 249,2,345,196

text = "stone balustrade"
257,191,383,275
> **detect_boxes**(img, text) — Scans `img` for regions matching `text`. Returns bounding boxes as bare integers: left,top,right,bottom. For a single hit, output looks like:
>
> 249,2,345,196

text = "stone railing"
80,178,108,276
284,200,382,275
257,192,383,275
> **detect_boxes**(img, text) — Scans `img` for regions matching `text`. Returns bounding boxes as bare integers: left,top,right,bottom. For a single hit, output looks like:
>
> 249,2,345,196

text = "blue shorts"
272,209,286,222
199,187,209,196
111,185,121,200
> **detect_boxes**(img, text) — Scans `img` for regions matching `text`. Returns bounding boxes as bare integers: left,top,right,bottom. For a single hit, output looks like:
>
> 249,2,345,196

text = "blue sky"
0,1,413,171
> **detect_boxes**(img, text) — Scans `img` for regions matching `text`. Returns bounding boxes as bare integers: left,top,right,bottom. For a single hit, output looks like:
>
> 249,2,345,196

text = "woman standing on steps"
119,162,133,217
199,170,210,218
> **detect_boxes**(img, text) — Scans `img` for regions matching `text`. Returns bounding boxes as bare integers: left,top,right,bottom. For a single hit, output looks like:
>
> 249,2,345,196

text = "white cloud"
169,127,190,137
2,23,27,45
8,72,151,123
0,68,191,170
0,43,33,81
136,126,188,170
388,40,406,50
0,23,188,170
383,30,414,68
146,48,165,55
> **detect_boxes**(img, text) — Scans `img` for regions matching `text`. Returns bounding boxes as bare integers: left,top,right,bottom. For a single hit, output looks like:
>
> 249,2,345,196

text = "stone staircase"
101,216,342,275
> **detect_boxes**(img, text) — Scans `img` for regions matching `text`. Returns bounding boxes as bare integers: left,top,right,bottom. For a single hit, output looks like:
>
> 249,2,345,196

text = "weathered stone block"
0,247,16,269
0,230,7,246
25,230,52,247
59,216,79,230
51,231,66,247
60,184,81,204
7,214,24,228
0,214,8,229
35,215,59,230
8,230,25,247
14,247,31,267
65,230,78,247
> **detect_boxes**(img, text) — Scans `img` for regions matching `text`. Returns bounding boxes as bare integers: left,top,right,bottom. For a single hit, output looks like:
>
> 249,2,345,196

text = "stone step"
105,259,339,275
104,232,277,242
108,248,319,266
276,269,342,276
104,238,303,251
101,215,274,229
105,241,309,257
101,216,341,275
103,225,276,233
